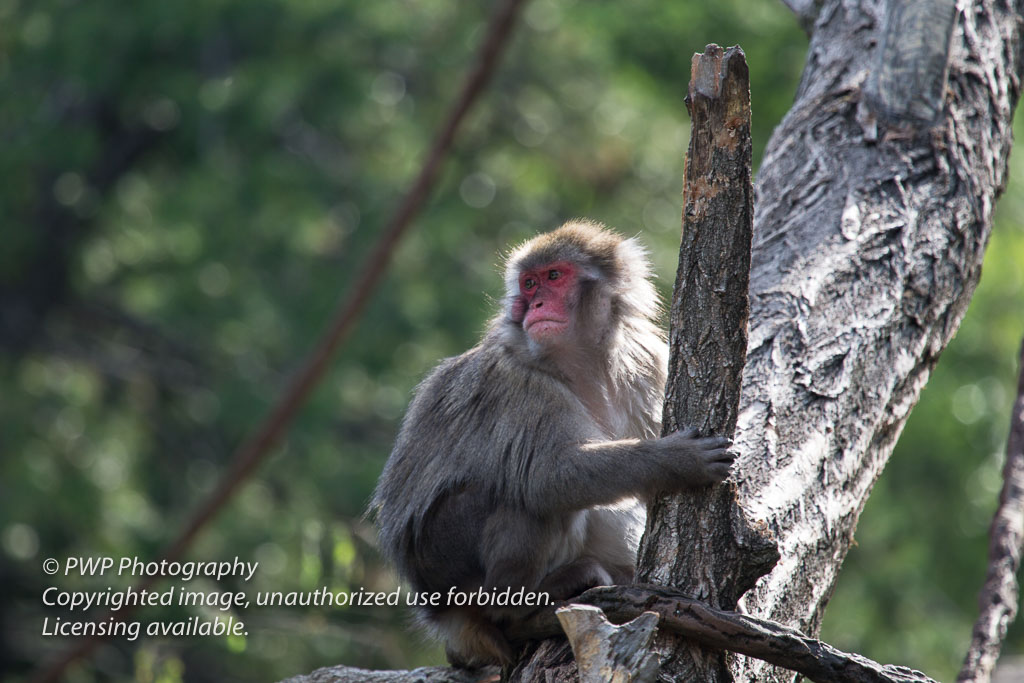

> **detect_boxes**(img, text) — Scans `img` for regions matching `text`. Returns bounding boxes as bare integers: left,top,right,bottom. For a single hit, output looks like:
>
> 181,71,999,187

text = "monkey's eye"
523,278,536,290
548,270,560,281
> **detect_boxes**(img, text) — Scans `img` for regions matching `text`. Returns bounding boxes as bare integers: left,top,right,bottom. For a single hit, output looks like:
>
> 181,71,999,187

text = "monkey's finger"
694,435,733,454
711,450,732,464
707,463,734,482
698,445,736,466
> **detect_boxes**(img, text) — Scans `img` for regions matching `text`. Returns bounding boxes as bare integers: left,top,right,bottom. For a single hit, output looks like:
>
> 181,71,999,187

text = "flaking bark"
734,0,1023,679
864,0,959,124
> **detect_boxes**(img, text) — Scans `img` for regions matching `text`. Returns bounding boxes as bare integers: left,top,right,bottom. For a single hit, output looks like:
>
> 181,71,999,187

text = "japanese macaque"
372,220,733,667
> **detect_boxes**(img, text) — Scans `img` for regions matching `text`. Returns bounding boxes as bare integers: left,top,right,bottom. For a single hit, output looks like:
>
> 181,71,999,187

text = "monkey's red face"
514,261,578,344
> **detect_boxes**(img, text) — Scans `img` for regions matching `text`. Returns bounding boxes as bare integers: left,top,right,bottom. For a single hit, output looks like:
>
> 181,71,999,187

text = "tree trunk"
732,0,1022,679
511,0,1023,680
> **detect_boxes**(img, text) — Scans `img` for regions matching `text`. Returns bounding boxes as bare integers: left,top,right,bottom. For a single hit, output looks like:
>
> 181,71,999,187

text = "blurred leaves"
0,0,1020,681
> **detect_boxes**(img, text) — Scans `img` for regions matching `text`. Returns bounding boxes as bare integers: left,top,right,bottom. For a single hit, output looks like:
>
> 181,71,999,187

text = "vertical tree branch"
635,44,778,681
958,339,1024,683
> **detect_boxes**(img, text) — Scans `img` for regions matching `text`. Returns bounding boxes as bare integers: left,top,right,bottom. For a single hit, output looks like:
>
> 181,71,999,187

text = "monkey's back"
372,335,594,594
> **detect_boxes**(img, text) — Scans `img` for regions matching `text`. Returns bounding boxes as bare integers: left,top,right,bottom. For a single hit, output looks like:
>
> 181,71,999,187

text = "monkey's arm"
523,431,734,515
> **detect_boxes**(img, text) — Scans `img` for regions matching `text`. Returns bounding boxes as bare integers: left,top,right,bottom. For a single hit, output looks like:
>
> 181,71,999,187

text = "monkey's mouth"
525,317,569,337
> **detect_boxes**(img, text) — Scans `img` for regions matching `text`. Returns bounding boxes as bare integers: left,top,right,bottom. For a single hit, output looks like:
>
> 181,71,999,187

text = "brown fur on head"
506,219,623,283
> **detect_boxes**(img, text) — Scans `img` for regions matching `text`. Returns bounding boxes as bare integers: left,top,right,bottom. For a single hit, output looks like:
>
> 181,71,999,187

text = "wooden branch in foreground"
283,583,940,683
555,605,660,683
506,585,938,683
958,339,1024,683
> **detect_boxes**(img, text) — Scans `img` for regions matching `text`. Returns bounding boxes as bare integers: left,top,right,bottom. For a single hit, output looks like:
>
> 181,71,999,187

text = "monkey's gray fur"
371,220,733,667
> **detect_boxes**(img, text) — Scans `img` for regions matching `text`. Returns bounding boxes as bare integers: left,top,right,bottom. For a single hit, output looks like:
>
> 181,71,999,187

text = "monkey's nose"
534,301,543,308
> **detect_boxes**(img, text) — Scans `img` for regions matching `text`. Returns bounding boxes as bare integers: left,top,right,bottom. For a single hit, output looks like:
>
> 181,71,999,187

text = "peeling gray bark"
865,0,959,124
733,0,1023,680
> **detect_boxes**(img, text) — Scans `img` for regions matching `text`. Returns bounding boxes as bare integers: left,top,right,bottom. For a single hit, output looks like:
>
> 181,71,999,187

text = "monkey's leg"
585,503,645,584
435,607,514,668
537,556,614,601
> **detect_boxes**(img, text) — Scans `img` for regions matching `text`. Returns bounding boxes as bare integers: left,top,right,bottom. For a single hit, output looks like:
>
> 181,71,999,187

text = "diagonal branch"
505,584,938,683
29,1,529,681
282,583,941,683
958,339,1024,683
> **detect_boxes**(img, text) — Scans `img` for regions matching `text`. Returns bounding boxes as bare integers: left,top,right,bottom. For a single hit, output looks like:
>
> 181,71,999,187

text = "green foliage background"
0,0,1021,681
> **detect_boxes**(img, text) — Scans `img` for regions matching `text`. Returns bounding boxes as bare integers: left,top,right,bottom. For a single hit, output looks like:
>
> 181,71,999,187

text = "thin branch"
29,1,529,681
958,339,1024,683
284,582,941,683
507,585,939,683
